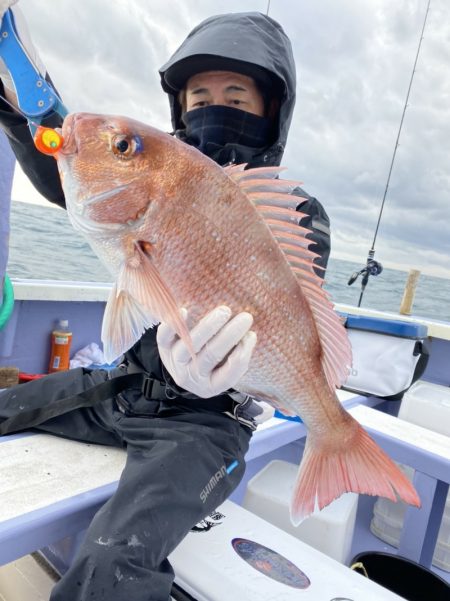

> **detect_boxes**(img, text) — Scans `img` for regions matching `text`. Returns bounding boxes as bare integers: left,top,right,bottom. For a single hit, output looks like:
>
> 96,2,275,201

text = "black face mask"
180,105,272,160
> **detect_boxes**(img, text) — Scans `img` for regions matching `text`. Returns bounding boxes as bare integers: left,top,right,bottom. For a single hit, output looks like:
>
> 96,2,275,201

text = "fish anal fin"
290,417,421,524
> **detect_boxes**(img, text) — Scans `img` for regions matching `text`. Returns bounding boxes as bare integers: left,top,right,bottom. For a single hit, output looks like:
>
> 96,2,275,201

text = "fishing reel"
348,255,383,307
348,259,383,286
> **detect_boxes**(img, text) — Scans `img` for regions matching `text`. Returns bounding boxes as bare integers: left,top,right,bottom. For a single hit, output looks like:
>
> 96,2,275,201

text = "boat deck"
0,388,449,598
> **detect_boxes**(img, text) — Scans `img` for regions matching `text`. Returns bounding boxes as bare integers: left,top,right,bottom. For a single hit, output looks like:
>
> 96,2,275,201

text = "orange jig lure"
34,126,64,155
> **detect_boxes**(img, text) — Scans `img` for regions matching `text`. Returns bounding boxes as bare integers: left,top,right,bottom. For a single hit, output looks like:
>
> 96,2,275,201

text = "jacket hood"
159,12,296,167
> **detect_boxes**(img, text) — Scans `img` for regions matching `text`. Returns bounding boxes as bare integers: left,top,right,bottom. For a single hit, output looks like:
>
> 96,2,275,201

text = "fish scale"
55,112,421,524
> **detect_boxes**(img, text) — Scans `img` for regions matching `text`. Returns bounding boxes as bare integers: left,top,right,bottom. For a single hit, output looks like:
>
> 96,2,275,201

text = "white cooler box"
371,380,450,571
170,500,405,601
242,459,358,564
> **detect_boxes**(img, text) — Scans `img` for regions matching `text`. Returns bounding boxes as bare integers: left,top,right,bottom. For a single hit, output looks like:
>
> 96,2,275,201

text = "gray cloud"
17,0,450,277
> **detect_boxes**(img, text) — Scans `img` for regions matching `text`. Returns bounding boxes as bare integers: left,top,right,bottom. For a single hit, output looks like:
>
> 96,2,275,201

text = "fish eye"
116,139,129,153
111,134,143,159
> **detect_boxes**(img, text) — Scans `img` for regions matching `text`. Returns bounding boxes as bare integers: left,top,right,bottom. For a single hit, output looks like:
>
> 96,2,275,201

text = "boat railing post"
399,269,421,316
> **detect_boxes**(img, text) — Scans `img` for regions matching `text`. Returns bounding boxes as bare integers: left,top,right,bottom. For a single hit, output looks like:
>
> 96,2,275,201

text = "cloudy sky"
8,0,450,277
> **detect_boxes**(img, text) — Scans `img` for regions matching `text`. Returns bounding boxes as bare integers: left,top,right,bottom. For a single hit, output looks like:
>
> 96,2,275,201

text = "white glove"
157,306,257,399
0,2,46,106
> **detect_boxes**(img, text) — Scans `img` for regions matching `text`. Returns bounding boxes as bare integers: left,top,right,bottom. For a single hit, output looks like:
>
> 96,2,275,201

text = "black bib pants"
0,366,251,601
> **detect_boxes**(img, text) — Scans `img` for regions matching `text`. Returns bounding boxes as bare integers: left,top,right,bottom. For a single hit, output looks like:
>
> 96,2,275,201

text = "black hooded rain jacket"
159,12,331,275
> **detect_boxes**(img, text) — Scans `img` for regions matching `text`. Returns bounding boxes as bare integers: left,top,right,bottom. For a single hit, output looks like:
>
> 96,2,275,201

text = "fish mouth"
58,113,81,156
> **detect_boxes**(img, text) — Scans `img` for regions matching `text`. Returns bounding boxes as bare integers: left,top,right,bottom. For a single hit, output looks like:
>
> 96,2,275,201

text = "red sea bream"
55,112,420,523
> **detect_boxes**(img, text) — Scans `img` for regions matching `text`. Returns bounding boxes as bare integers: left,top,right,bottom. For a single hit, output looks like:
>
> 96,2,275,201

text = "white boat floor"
0,555,56,601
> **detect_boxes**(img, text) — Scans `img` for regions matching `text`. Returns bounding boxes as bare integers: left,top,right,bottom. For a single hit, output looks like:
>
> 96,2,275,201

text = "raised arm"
0,1,65,208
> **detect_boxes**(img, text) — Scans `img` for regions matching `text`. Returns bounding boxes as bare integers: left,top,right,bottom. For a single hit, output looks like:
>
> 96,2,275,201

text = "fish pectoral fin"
117,242,194,358
102,284,157,363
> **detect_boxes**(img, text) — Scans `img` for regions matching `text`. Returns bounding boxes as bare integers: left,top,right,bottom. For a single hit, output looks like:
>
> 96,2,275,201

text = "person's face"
184,71,265,117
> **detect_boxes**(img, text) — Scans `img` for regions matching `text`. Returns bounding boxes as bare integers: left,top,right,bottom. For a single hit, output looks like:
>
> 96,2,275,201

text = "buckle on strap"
141,375,167,400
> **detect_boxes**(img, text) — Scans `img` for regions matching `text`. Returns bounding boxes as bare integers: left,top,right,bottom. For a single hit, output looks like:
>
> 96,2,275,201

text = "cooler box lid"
343,314,428,339
170,500,405,600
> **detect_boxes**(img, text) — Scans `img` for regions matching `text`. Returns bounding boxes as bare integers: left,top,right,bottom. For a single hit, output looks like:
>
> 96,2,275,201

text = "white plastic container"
242,459,358,564
398,380,450,437
170,500,405,600
371,493,450,571
434,539,450,573
370,380,450,572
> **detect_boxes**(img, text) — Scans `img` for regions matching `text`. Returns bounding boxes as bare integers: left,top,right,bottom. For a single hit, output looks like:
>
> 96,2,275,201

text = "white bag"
342,316,428,398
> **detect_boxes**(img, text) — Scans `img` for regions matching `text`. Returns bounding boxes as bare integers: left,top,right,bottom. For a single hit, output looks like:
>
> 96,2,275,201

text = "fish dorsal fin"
228,165,352,389
224,164,284,180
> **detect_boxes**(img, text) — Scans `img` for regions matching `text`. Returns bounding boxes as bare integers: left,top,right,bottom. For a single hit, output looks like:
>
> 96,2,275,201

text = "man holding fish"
0,3,420,601
0,4,333,599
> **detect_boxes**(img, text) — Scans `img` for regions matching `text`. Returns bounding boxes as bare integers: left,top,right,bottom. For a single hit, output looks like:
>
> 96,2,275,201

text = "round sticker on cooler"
231,538,310,589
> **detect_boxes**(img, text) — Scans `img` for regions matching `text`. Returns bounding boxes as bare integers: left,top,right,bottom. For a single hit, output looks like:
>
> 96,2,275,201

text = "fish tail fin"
290,418,420,525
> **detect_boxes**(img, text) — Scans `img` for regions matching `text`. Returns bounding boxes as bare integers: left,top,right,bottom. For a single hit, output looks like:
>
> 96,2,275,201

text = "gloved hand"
157,306,257,399
0,1,46,106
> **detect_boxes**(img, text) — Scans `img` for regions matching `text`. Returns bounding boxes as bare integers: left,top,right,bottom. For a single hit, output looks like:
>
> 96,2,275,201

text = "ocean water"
7,200,450,323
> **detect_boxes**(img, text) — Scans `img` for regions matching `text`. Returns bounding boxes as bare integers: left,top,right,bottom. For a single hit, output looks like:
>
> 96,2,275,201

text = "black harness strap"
0,372,144,436
0,372,240,436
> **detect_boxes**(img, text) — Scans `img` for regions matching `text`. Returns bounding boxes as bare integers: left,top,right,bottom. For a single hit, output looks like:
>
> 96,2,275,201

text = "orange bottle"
48,319,73,373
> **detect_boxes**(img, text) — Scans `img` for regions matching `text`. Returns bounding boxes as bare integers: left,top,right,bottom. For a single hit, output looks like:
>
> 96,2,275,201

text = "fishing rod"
348,0,432,307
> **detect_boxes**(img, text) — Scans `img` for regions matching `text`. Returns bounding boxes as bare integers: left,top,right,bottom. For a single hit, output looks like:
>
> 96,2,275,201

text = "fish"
55,112,420,523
